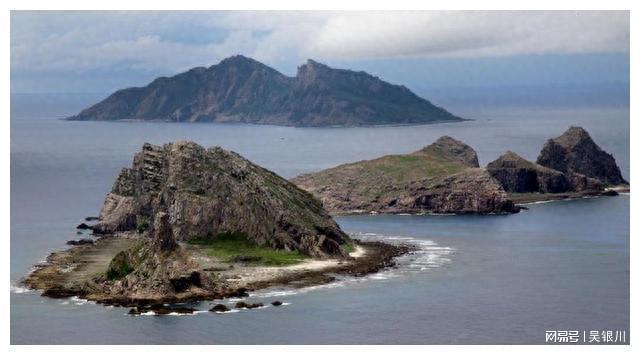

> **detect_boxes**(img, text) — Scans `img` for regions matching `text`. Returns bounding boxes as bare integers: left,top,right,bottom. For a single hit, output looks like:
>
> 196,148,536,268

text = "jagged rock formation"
101,212,213,300
292,136,517,214
67,55,463,127
486,151,603,193
93,141,350,258
537,126,627,186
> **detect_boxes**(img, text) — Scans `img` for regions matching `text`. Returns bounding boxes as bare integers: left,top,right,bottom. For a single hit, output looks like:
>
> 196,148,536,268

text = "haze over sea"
10,92,629,344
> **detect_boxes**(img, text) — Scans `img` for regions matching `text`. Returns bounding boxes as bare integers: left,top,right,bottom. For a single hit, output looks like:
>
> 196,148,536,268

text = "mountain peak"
215,54,263,68
553,126,592,147
419,136,480,167
537,126,627,185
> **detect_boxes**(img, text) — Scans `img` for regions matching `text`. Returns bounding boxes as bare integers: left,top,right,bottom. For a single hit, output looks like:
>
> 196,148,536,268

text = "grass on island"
188,232,308,266
341,243,356,254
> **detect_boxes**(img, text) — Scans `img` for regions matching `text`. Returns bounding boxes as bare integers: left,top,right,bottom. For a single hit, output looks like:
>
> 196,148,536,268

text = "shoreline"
21,236,413,309
508,188,625,205
324,186,629,216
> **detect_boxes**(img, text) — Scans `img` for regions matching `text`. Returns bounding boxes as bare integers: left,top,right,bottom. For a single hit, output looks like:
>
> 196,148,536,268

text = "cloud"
10,10,629,91
306,11,629,59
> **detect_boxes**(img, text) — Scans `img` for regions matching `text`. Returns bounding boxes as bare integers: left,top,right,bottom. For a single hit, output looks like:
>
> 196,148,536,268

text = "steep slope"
536,126,627,186
67,55,463,127
93,141,350,258
292,136,517,214
487,151,605,193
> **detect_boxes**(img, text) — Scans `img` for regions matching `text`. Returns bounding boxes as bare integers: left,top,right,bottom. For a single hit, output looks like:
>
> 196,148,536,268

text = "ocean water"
10,94,629,344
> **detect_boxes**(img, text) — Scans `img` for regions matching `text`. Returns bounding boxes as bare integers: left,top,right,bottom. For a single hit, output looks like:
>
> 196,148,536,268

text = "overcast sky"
10,11,630,94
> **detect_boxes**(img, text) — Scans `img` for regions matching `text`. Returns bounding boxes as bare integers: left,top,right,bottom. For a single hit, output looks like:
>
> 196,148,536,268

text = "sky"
10,10,630,102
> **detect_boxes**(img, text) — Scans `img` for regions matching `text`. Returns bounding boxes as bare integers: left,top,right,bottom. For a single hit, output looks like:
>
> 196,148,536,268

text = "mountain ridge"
67,55,464,127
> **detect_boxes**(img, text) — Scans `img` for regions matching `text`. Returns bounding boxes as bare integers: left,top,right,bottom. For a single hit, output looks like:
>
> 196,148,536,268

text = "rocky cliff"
292,136,517,214
67,55,463,127
487,151,603,194
536,126,627,186
93,141,350,258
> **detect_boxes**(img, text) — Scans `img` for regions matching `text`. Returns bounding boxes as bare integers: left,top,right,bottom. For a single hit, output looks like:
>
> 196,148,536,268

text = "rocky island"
22,127,627,311
293,127,628,214
292,136,519,214
24,142,408,309
66,55,463,127
488,126,628,203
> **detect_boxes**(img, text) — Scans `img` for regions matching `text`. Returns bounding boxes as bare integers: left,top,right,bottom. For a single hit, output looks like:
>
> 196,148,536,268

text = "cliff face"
486,151,604,194
94,141,350,258
536,126,627,186
292,136,517,214
67,55,463,127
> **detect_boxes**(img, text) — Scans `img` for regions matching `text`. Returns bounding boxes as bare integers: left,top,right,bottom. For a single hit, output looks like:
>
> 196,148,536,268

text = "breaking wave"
250,232,454,299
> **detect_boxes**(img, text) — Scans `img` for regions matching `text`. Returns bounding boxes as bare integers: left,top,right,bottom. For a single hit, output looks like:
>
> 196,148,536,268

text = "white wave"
249,232,454,301
70,296,94,305
213,309,240,314
10,283,34,294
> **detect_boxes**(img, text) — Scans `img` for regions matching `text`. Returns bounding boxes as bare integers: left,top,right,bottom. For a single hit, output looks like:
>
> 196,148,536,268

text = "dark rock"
568,172,605,192
210,304,230,312
66,238,94,246
169,271,202,293
85,216,99,221
67,55,463,127
76,223,92,230
271,300,283,306
93,142,351,258
230,287,250,298
537,126,627,186
41,287,81,298
487,151,573,193
234,301,249,309
235,301,263,309
152,212,177,252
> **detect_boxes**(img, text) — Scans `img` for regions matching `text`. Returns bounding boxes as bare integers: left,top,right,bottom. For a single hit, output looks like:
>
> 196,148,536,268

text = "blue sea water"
10,94,629,344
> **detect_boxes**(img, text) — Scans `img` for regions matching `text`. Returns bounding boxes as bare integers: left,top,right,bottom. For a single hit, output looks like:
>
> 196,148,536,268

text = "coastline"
21,235,413,309
508,187,626,205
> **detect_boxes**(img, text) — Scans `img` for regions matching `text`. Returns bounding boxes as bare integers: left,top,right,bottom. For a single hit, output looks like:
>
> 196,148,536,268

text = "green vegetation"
105,250,134,280
188,232,308,266
341,243,356,254
136,221,150,234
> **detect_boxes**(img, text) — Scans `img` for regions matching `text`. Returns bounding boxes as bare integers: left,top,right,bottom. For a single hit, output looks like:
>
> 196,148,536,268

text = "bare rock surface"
537,126,627,186
93,141,350,258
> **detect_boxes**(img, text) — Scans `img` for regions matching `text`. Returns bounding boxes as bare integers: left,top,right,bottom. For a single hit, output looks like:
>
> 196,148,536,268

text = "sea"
10,93,629,344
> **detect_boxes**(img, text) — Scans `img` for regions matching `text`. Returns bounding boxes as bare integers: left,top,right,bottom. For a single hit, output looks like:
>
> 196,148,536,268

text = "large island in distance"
66,55,464,127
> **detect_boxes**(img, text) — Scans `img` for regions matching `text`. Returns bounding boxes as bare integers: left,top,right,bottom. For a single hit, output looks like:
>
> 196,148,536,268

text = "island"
22,127,627,313
66,55,464,127
292,127,628,214
24,142,409,313
488,126,629,203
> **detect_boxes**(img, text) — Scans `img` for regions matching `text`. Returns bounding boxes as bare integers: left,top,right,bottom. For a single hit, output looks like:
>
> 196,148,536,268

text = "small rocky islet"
292,126,628,214
23,126,627,312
